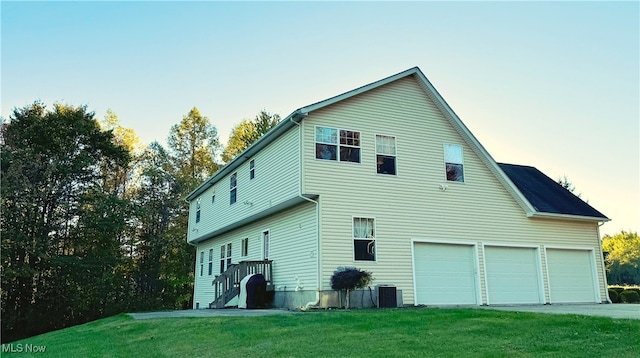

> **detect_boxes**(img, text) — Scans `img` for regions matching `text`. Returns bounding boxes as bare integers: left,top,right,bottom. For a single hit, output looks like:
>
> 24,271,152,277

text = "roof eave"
527,212,611,223
184,110,306,202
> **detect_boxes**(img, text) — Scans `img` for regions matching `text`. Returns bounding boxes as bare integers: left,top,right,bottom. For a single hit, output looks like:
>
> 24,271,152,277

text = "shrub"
611,286,625,294
620,290,640,303
608,289,620,303
330,267,373,309
627,287,640,295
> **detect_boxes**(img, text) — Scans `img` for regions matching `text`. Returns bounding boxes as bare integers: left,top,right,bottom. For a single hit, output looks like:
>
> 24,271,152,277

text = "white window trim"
375,133,398,176
314,125,362,164
249,159,255,180
352,216,376,262
241,237,249,257
195,198,201,223
230,172,238,205
443,143,465,183
199,250,204,277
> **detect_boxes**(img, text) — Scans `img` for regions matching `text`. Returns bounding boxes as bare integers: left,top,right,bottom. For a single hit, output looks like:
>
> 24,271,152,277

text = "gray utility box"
376,285,397,308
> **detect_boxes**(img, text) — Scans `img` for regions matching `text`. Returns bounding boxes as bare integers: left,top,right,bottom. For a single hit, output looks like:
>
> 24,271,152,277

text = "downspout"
184,199,200,309
289,113,321,310
597,221,612,304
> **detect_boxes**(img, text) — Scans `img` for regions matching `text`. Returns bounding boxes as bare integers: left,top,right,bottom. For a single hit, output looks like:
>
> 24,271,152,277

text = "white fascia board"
527,212,611,223
299,67,420,113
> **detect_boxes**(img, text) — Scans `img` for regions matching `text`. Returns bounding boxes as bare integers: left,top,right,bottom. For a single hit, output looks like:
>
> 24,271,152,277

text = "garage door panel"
414,243,477,305
547,249,597,303
485,246,542,305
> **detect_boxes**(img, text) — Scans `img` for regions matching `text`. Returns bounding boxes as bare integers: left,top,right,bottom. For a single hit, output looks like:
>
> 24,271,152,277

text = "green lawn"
3,308,639,357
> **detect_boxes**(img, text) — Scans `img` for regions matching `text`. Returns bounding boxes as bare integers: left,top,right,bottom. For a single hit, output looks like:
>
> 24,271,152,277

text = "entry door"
262,230,270,260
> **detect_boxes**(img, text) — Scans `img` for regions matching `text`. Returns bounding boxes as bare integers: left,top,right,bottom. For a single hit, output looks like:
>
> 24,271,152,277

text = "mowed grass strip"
4,308,639,357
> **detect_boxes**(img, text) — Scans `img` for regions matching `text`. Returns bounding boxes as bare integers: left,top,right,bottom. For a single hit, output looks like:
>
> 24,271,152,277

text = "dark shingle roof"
498,163,608,220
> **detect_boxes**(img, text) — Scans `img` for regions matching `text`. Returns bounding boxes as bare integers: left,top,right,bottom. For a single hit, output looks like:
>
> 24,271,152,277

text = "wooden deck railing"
210,260,273,309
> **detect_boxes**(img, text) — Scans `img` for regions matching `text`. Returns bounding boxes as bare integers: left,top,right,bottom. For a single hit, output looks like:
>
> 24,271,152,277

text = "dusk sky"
2,1,638,236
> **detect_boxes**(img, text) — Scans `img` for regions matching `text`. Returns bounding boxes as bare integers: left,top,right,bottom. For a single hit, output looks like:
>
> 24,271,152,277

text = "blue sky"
2,1,638,235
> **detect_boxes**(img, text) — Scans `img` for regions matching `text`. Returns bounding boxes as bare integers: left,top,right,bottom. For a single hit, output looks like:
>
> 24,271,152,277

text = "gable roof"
185,67,609,223
498,163,609,221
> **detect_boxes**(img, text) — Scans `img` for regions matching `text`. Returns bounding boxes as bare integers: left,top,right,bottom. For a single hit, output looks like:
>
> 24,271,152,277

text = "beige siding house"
186,67,610,309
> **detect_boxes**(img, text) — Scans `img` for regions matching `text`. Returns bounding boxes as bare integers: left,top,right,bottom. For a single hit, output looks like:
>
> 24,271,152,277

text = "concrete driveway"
478,304,639,320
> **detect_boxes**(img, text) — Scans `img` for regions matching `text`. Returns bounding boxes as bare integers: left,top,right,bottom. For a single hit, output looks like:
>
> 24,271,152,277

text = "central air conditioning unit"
376,284,397,308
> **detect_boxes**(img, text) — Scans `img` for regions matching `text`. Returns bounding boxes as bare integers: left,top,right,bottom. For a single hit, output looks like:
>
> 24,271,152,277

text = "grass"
3,307,639,357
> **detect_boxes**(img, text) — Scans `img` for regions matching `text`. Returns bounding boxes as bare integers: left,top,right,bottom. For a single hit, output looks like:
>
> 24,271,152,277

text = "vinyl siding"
193,202,317,307
301,76,606,304
188,127,300,243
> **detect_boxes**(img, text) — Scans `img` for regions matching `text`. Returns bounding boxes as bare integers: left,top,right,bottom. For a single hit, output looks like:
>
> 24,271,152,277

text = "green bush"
627,287,640,295
611,286,625,294
620,289,640,303
608,289,620,303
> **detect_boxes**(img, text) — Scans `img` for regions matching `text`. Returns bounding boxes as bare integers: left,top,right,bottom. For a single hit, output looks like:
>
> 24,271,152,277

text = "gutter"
527,212,611,222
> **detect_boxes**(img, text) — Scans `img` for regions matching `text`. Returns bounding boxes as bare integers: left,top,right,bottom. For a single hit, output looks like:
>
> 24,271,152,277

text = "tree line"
0,102,279,343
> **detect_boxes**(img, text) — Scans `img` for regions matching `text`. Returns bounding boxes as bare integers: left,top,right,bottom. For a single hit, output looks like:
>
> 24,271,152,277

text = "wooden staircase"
210,260,273,309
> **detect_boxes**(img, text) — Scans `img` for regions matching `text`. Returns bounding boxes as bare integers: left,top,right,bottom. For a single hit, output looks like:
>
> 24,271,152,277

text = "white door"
546,249,598,303
413,243,478,305
262,230,270,260
485,246,542,304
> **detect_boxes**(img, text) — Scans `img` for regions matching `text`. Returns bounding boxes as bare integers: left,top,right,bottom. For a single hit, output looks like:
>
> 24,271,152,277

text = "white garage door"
413,243,478,305
546,249,598,303
485,246,542,304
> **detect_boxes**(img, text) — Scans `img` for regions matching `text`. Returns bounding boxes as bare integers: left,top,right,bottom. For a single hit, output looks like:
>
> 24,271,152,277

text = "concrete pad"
478,304,640,320
128,309,298,320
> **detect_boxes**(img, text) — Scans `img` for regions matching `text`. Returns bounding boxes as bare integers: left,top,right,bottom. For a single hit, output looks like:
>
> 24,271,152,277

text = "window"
444,144,464,182
376,135,396,175
315,126,360,163
195,199,201,223
200,251,204,276
241,238,248,257
262,230,270,260
339,130,361,162
208,249,213,275
220,243,232,273
211,188,215,204
353,218,375,261
249,160,255,180
230,173,237,204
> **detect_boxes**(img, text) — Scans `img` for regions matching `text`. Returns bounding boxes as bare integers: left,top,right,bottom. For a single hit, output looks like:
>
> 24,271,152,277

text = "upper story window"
211,188,215,204
444,143,464,182
249,160,255,180
353,217,375,261
195,199,201,223
315,126,360,163
230,173,237,204
376,135,396,175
